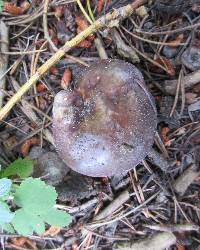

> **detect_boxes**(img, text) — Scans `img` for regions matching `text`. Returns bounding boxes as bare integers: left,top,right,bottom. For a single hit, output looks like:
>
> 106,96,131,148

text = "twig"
122,26,186,46
113,29,139,63
144,223,200,232
135,22,200,36
43,0,58,51
93,190,130,221
94,36,108,59
170,69,183,117
164,69,200,95
147,148,170,172
86,191,159,228
1,49,46,55
0,21,9,108
173,164,200,196
0,0,146,121
113,232,176,250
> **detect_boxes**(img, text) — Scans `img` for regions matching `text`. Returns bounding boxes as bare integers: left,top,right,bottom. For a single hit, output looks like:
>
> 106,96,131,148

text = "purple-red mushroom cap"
52,59,157,177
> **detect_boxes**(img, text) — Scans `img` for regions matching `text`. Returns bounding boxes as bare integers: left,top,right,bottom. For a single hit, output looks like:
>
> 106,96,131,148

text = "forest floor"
0,0,200,249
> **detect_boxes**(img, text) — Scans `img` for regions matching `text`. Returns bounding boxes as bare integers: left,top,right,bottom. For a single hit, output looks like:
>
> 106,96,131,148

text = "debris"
144,223,200,232
164,69,200,95
147,149,170,172
0,21,9,108
173,164,200,195
21,138,40,156
61,68,72,90
181,47,200,71
4,1,30,15
113,232,176,250
56,172,95,203
94,190,130,221
29,146,70,186
135,5,148,17
112,29,140,63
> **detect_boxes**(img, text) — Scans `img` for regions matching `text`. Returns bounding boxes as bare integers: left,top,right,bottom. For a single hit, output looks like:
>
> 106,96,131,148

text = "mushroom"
52,59,157,177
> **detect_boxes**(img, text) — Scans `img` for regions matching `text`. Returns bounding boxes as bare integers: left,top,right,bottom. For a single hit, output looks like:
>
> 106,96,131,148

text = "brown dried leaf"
11,237,37,249
43,226,61,237
76,16,95,43
168,34,184,47
21,138,40,156
36,83,47,93
176,243,185,250
161,127,170,144
97,0,104,13
77,39,92,48
61,68,72,89
154,57,175,76
4,1,30,15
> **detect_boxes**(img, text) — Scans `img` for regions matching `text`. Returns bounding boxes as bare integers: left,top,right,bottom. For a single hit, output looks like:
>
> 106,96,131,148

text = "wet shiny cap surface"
52,59,157,177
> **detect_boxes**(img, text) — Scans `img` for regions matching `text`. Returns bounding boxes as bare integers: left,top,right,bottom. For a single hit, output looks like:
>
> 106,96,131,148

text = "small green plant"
0,159,72,236
0,0,4,12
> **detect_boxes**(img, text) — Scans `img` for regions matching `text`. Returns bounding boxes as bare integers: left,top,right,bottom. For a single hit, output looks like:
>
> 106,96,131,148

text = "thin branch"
0,21,9,108
43,0,58,51
0,0,146,121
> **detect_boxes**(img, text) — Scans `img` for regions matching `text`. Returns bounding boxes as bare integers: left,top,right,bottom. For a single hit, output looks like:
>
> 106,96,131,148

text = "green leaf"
43,208,72,227
0,0,4,12
14,178,57,215
0,178,12,197
1,223,15,233
12,209,45,236
1,158,34,178
0,202,14,226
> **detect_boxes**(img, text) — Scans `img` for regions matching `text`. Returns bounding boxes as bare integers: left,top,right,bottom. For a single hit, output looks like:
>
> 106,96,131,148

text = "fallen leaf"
160,127,170,144
154,57,175,76
76,16,89,31
76,16,95,45
20,1,31,12
11,237,37,250
36,83,47,93
176,243,185,250
61,68,72,89
4,1,30,15
77,39,92,48
21,138,40,156
43,226,61,237
97,0,104,13
168,34,184,47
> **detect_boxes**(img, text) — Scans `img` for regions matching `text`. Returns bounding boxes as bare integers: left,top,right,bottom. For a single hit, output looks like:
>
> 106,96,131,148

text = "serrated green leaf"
1,158,33,178
0,178,12,197
0,202,14,226
43,208,72,227
1,223,15,233
12,209,45,236
14,178,57,215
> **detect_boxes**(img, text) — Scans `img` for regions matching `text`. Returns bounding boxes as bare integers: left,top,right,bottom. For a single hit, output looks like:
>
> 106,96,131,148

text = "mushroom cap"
52,59,157,177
